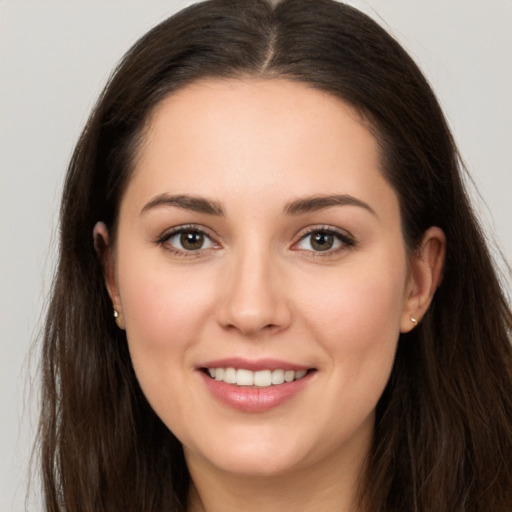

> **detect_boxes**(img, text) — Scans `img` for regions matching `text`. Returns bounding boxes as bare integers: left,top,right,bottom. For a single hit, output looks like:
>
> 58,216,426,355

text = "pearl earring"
410,316,418,326
113,309,119,319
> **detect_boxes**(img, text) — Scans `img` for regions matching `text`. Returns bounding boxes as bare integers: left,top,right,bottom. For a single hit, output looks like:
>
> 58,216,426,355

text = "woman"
38,0,512,511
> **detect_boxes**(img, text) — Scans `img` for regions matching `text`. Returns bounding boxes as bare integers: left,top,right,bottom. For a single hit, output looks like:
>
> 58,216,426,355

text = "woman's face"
107,79,423,478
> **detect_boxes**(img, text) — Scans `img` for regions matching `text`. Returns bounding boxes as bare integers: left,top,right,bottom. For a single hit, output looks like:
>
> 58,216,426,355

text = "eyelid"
292,225,355,253
156,224,221,254
155,223,354,257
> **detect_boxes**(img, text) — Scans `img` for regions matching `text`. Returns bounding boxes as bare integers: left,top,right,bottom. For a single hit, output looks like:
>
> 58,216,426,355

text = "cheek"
299,256,407,365
119,250,213,335
304,266,406,421
116,256,218,388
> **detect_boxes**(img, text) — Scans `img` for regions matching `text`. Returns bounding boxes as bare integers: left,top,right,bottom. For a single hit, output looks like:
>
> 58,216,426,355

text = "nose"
216,247,292,337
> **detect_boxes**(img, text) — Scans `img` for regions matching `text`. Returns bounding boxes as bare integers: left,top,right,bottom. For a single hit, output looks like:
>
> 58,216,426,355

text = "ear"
400,226,446,333
93,221,125,329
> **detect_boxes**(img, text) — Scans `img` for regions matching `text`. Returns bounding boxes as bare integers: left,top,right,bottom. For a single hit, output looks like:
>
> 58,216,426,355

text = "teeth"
224,367,237,384
206,367,309,387
236,369,254,386
254,370,271,387
271,369,285,385
284,370,295,383
295,369,307,380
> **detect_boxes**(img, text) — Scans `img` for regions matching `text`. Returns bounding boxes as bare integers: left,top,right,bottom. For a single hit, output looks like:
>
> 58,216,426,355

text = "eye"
158,226,217,253
295,228,354,253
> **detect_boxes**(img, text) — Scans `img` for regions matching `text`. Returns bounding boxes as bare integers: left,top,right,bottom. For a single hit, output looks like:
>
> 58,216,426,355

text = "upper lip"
198,357,312,372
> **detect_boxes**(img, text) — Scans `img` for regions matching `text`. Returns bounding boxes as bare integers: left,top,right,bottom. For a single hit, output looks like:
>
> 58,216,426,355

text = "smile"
198,358,316,412
205,367,308,387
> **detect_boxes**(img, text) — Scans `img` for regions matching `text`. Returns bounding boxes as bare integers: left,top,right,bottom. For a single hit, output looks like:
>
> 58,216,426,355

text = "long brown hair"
39,1,512,510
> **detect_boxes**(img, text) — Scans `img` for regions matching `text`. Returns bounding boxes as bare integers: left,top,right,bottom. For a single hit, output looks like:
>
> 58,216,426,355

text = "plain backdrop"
1,1,511,510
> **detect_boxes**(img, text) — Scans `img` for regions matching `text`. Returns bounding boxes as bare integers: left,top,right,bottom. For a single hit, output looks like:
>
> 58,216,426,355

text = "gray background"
1,1,511,510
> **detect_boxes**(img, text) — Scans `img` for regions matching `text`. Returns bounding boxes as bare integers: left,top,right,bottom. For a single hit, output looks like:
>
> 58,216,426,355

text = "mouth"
198,359,317,412
202,367,313,388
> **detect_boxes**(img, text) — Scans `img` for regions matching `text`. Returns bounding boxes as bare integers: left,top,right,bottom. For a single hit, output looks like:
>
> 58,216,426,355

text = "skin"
96,78,445,512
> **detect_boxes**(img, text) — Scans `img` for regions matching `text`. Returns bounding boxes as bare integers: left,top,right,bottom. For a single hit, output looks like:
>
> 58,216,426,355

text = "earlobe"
93,221,125,330
400,226,446,333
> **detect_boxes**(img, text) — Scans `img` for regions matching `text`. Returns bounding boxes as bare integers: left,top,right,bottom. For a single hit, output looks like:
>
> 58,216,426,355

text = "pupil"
312,232,333,251
181,231,204,250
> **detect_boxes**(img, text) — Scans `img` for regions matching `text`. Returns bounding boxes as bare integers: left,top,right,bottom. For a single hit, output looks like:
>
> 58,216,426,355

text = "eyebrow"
283,194,378,217
140,193,377,218
140,194,225,216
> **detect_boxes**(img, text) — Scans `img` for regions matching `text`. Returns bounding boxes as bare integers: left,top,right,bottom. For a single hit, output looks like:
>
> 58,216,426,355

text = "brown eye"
161,228,216,253
295,228,354,253
180,231,205,250
310,231,335,251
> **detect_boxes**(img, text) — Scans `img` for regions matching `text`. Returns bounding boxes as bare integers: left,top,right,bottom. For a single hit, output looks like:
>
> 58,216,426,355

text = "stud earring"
410,316,418,326
113,309,119,319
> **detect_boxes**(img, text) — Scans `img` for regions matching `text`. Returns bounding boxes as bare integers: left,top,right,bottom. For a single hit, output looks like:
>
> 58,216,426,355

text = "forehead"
123,78,396,217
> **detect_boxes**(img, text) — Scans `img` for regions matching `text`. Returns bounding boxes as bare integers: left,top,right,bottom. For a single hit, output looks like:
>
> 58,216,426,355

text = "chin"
184,428,316,478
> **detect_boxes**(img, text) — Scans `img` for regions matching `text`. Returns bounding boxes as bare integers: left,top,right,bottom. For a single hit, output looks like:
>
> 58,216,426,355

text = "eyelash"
293,226,356,256
155,224,356,257
156,224,219,257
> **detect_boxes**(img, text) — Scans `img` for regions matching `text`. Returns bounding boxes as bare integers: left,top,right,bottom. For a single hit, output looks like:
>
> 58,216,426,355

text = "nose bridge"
218,238,290,336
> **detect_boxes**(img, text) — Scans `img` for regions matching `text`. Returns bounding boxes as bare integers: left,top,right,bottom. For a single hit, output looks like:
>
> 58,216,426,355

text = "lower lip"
199,371,313,413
